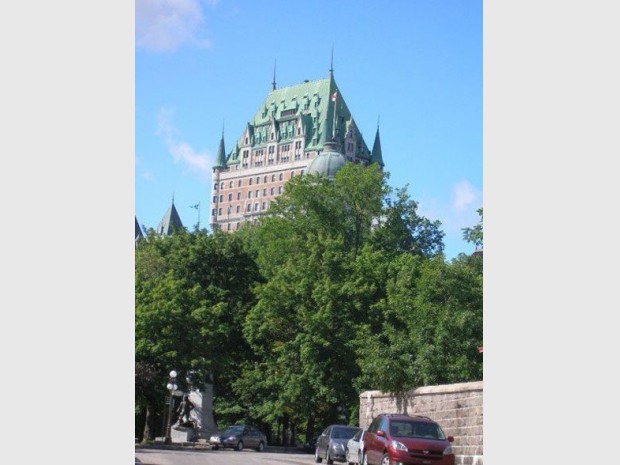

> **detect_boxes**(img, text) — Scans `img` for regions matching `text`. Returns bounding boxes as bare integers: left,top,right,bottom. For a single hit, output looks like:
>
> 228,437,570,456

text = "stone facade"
360,381,483,465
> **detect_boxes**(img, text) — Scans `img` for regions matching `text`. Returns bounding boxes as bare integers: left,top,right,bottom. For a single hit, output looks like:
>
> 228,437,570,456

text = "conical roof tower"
156,196,184,236
213,129,227,169
370,124,384,168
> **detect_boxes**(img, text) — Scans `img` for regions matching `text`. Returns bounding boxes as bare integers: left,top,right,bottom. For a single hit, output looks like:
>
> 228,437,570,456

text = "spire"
272,60,277,91
370,121,384,167
157,198,184,236
329,45,334,77
214,125,227,169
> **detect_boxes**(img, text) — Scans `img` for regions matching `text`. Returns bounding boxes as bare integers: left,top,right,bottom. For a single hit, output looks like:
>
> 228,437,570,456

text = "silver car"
345,428,366,465
209,424,267,451
315,424,362,464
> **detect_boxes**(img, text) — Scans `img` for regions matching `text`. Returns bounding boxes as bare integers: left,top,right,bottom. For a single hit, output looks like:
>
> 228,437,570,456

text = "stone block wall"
359,381,483,465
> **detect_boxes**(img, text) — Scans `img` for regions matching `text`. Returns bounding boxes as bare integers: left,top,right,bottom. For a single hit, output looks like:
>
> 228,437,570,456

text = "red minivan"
363,414,455,465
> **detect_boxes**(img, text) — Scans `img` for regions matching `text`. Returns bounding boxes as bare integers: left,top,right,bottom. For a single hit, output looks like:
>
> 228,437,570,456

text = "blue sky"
135,0,482,259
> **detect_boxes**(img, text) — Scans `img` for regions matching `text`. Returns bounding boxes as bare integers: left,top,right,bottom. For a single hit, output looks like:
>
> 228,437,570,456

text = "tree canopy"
135,165,482,443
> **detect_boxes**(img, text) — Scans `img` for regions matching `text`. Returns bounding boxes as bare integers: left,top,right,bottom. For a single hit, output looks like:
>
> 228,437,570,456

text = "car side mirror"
377,430,386,437
447,436,454,443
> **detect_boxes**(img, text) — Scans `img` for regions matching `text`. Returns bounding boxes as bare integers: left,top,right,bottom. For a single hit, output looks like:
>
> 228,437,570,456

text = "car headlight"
443,444,454,455
392,440,408,451
332,442,344,451
227,436,238,441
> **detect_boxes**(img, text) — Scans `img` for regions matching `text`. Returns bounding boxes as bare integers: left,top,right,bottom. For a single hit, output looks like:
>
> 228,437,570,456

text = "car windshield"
389,421,446,440
332,427,361,439
223,426,244,435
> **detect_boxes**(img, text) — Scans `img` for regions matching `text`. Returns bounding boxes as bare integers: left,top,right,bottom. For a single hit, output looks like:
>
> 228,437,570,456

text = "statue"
175,394,196,428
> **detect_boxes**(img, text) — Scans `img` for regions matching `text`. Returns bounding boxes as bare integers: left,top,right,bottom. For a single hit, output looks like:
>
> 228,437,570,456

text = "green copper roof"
306,141,346,179
225,73,371,162
370,126,384,167
214,132,227,168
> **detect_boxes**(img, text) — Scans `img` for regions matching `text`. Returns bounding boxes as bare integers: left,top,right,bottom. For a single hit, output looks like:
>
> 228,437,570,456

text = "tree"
135,230,261,437
371,187,445,258
462,207,483,249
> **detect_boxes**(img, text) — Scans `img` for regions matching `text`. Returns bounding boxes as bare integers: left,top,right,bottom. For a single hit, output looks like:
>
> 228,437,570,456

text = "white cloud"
156,108,212,181
136,0,214,52
451,180,479,212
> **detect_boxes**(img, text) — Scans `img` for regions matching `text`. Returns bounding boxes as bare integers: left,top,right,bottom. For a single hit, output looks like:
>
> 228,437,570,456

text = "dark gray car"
315,424,362,464
208,424,267,451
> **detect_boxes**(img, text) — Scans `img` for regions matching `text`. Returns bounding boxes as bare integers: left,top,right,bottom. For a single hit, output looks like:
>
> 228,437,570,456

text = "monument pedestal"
189,385,218,438
171,426,196,443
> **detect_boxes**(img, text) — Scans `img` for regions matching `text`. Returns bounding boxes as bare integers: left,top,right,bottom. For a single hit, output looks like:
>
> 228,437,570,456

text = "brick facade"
360,381,483,465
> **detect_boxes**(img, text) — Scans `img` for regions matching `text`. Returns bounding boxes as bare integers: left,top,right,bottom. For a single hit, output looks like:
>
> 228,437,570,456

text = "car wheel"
315,447,323,463
326,448,334,465
256,441,265,452
236,440,244,451
381,453,390,465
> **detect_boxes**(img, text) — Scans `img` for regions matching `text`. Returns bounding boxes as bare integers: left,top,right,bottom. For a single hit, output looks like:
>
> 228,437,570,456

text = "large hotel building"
209,70,384,232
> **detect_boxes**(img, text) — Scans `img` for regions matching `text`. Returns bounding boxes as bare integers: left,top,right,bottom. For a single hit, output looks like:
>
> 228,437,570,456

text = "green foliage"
462,207,483,249
135,165,482,441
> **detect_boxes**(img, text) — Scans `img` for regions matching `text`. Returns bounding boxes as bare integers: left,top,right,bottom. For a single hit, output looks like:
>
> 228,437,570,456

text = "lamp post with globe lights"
164,370,178,445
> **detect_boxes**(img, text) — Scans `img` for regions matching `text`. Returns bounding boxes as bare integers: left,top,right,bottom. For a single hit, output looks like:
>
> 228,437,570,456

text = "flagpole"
332,91,337,141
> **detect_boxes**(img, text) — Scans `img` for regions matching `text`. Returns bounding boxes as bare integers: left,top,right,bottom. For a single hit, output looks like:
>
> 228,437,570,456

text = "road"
135,447,319,465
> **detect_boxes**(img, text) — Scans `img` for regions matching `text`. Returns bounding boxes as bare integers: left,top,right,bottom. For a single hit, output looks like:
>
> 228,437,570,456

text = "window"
255,189,259,197
249,178,253,185
211,209,216,216
218,208,222,215
220,182,224,189
236,205,240,213
227,223,231,231
279,173,283,181
213,196,217,202
248,191,252,198
291,171,295,178
214,183,218,190
256,176,260,184
263,175,268,183
237,192,241,200
228,193,232,201
254,203,259,211
278,186,283,194
219,195,223,202
262,202,266,210
229,181,233,188
263,188,267,196
238,179,242,187
236,222,240,229
270,187,274,195
271,174,275,182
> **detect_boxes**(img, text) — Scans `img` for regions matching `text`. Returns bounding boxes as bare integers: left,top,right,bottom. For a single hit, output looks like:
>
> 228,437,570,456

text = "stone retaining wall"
359,381,483,465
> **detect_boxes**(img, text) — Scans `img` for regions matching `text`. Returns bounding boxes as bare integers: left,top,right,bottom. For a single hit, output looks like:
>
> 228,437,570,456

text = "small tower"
370,123,385,168
156,196,184,236
210,129,227,231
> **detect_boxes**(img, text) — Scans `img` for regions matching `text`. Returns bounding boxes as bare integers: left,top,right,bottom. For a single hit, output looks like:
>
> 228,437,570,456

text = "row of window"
212,201,269,216
213,185,285,203
214,169,304,191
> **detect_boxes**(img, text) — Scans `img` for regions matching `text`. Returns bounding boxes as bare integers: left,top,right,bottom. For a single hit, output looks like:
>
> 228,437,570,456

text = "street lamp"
164,370,178,445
